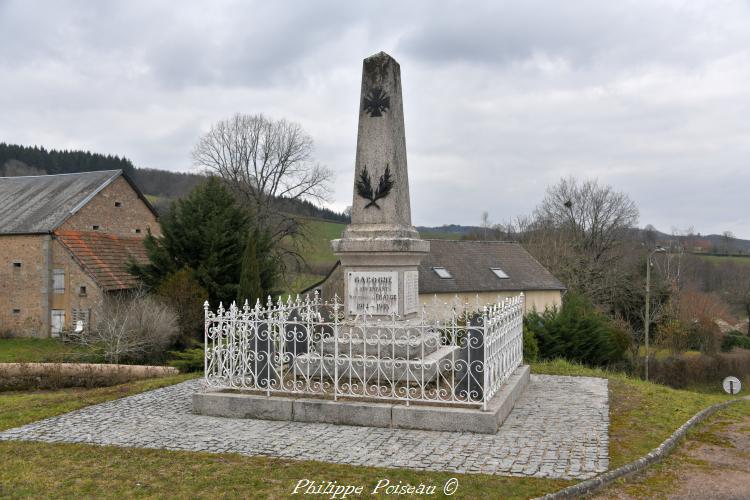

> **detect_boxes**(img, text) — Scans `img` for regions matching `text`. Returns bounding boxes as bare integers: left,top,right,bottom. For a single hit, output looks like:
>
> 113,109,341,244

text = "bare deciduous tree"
71,289,179,364
725,265,750,335
534,177,639,260
721,230,736,255
518,177,640,306
479,211,492,240
192,113,333,244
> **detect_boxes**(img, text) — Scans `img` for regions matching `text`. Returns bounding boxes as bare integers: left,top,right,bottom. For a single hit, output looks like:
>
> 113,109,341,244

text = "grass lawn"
0,373,197,432
0,338,100,363
596,400,750,498
697,254,750,266
0,360,738,498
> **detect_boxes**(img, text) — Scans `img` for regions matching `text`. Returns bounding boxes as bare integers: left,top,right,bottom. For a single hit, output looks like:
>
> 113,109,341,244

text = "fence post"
333,295,340,401
203,300,209,381
482,304,489,411
519,293,524,367
266,296,273,398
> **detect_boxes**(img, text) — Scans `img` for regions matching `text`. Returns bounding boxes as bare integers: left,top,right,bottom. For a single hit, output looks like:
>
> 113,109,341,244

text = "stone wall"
0,234,48,337
57,176,161,237
420,290,562,315
0,235,105,338
49,239,102,333
1,175,160,337
308,269,562,316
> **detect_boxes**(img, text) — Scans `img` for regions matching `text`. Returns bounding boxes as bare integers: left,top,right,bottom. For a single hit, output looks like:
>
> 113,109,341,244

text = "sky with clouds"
1,0,749,237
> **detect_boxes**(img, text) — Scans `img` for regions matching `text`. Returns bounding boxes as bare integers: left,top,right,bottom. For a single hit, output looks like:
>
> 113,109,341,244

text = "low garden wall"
0,363,179,391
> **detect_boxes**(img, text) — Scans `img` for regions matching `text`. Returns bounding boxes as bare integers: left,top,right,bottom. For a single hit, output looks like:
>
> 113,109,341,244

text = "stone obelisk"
332,52,429,319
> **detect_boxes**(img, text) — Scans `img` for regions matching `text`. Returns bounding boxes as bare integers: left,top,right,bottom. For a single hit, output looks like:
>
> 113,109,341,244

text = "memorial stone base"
193,365,530,434
292,319,460,383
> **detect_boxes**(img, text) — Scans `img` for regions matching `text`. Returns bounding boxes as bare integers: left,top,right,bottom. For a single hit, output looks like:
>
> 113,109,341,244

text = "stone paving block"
0,374,610,480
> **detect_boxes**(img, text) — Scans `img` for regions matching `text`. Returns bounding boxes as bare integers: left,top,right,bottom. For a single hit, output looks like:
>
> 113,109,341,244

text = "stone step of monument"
292,345,459,384
318,331,442,358
335,323,433,340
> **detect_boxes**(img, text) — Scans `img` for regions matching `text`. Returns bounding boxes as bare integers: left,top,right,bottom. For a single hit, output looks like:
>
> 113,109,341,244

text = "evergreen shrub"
523,292,630,367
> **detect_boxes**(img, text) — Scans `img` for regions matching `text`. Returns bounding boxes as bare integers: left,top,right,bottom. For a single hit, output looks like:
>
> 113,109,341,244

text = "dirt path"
595,400,750,499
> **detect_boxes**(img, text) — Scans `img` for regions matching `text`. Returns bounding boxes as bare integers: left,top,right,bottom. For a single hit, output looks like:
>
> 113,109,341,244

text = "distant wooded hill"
416,223,750,254
0,143,349,222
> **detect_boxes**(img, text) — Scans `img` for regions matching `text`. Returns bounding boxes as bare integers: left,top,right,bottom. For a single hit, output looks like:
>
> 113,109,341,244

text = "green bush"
721,333,750,352
524,292,630,367
167,347,205,373
523,327,539,362
648,350,750,389
156,268,208,347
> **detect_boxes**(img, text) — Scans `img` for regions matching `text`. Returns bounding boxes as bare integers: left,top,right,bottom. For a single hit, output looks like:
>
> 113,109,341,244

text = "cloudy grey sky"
1,0,749,237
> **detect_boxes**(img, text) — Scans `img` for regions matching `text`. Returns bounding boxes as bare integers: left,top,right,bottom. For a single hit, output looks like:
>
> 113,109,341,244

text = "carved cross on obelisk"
332,52,429,318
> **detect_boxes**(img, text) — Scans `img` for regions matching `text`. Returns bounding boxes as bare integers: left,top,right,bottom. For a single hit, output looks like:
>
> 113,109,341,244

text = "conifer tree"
130,177,249,306
237,230,263,305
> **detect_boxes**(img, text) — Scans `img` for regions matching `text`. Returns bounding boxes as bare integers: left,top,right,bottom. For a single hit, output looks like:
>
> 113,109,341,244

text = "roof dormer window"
432,267,453,279
491,268,509,279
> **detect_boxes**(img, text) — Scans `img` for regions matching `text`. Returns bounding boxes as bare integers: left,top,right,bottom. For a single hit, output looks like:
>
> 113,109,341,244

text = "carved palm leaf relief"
355,165,393,209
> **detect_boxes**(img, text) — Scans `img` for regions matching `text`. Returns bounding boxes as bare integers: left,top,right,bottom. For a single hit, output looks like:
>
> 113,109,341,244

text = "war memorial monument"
193,52,530,433
0,51,610,485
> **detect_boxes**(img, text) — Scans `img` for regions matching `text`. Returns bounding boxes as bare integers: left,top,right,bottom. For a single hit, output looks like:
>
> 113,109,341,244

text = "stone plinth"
193,365,531,434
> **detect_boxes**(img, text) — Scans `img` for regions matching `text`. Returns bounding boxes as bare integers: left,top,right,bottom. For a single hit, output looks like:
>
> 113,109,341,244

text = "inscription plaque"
403,270,419,314
347,271,398,316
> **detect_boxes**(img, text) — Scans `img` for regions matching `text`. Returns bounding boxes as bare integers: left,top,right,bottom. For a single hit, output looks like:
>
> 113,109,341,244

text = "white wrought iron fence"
203,293,524,410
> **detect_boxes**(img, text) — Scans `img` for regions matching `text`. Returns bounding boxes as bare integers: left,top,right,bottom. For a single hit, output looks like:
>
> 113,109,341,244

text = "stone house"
306,239,565,314
0,170,160,337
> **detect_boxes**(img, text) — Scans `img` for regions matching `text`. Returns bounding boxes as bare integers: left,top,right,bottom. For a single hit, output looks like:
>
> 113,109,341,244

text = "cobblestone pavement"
0,374,608,479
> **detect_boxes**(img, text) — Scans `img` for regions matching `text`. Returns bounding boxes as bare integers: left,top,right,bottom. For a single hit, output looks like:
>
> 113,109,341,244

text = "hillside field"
697,254,750,266
290,219,464,294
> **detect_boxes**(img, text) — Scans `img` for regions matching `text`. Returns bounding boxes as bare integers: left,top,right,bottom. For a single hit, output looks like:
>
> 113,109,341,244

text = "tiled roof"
0,170,122,234
55,230,148,291
0,169,158,234
418,240,565,294
303,239,566,296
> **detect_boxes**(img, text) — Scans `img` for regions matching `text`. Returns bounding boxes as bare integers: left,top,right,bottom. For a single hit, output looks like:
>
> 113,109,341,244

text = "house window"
490,268,509,279
79,285,87,296
12,308,20,315
432,267,453,279
92,225,100,230
12,262,21,268
114,201,122,207
53,269,65,293
133,228,141,234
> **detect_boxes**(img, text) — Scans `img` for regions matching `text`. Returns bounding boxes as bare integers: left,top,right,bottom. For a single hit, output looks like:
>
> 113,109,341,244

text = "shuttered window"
53,269,65,293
